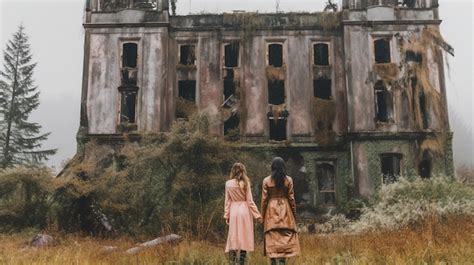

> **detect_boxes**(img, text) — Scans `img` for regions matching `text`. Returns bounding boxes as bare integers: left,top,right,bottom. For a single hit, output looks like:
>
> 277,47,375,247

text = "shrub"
0,166,54,232
344,176,474,233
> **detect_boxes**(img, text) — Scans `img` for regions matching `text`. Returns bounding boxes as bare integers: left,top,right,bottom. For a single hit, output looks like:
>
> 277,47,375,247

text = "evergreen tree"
0,25,56,168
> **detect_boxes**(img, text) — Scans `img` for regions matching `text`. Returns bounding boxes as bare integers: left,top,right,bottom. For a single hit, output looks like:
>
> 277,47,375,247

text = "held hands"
257,216,263,224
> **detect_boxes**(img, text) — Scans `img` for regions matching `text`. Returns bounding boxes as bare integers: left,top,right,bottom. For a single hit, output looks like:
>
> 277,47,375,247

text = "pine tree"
0,25,56,168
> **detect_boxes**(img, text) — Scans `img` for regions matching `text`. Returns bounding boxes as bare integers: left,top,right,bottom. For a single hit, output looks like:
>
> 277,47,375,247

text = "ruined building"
77,0,453,208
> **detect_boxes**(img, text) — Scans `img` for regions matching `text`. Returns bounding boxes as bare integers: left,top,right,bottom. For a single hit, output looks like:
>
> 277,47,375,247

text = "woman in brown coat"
261,157,300,265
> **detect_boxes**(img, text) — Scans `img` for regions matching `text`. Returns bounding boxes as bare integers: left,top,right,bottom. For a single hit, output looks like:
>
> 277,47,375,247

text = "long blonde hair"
229,162,251,191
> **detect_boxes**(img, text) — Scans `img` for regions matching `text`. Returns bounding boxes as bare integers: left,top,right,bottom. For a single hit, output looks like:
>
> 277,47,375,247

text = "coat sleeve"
287,177,297,219
224,184,231,219
261,179,269,221
246,184,262,219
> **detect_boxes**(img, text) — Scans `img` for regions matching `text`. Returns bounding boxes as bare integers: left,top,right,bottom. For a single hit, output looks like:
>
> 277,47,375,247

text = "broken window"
122,43,138,68
178,80,196,102
314,43,329,66
179,45,196,65
268,80,285,105
316,162,336,205
314,78,332,100
418,151,432,179
269,118,287,141
419,91,429,129
375,81,391,123
120,90,137,123
406,50,423,63
381,154,402,183
268,44,283,67
224,43,239,68
374,38,391,64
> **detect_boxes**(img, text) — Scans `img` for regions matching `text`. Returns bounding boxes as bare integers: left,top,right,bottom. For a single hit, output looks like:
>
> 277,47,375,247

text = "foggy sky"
0,0,472,171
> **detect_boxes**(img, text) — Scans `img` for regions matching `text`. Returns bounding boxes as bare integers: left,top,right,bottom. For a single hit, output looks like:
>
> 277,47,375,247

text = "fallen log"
30,234,55,247
125,234,182,254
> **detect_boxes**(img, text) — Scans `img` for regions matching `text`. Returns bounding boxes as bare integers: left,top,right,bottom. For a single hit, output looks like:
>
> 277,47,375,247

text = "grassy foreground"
0,216,472,265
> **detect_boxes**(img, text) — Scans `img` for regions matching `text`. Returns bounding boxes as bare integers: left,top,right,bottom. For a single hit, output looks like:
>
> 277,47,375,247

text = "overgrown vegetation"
323,176,474,234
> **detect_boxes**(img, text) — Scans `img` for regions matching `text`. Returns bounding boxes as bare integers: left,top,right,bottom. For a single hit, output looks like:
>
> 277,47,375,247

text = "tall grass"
1,216,472,264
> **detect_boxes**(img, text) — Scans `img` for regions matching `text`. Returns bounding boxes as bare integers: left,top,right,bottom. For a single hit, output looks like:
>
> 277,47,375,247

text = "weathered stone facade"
77,0,453,208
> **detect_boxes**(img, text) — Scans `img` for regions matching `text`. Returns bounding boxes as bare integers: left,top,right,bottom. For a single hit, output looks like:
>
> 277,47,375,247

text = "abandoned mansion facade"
78,0,453,207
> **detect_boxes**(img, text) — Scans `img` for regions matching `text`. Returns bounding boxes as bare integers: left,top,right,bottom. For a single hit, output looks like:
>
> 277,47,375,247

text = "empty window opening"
375,81,390,123
316,163,336,205
314,43,329,66
419,91,429,129
179,45,196,65
224,43,239,68
121,68,138,86
122,43,138,68
224,114,240,135
268,80,285,105
381,154,402,183
268,44,283,67
178,80,196,102
314,78,332,100
269,118,287,141
406,50,423,63
224,79,236,101
120,91,137,123
402,0,417,8
418,151,432,179
374,38,391,64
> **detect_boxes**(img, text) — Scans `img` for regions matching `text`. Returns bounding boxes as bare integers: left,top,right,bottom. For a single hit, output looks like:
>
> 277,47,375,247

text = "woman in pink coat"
224,162,262,264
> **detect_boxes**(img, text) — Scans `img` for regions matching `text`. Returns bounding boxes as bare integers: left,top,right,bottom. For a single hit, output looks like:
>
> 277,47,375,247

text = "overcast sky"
0,0,473,171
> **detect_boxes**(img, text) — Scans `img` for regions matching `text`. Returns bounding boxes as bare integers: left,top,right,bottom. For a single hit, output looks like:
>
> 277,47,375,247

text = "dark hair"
271,157,286,190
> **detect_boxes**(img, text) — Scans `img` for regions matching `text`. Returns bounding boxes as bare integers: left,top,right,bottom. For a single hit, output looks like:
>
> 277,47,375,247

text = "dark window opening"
224,43,239,68
121,68,138,86
419,91,429,129
122,43,138,68
419,151,432,179
313,78,332,99
269,118,287,141
375,81,390,123
406,50,423,63
402,0,416,8
224,114,240,135
374,38,391,64
314,43,329,66
381,154,402,183
224,79,236,101
268,80,285,105
120,91,137,123
316,163,336,205
268,44,283,67
178,80,196,102
179,45,196,65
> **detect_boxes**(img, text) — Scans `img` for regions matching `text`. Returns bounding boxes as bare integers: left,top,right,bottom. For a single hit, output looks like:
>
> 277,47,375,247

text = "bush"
0,166,54,232
343,176,474,233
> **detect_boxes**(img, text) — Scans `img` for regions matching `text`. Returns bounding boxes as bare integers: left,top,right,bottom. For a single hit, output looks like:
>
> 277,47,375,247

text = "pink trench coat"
224,179,262,252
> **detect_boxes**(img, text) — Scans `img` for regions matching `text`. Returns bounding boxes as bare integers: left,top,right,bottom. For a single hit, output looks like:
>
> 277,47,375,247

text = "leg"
239,250,247,265
270,258,277,265
228,250,237,264
278,258,286,265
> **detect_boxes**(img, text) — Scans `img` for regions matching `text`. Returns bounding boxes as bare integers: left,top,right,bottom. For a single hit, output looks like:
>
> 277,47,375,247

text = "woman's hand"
257,217,263,224
226,218,229,225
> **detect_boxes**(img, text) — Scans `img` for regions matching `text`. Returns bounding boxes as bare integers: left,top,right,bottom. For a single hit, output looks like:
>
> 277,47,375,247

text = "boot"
228,250,237,264
239,250,247,265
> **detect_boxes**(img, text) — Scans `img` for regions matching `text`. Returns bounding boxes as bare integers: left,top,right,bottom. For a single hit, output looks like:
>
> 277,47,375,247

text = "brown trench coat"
261,176,300,258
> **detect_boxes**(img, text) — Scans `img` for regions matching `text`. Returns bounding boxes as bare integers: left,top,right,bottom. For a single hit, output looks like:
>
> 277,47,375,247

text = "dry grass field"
1,216,472,265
